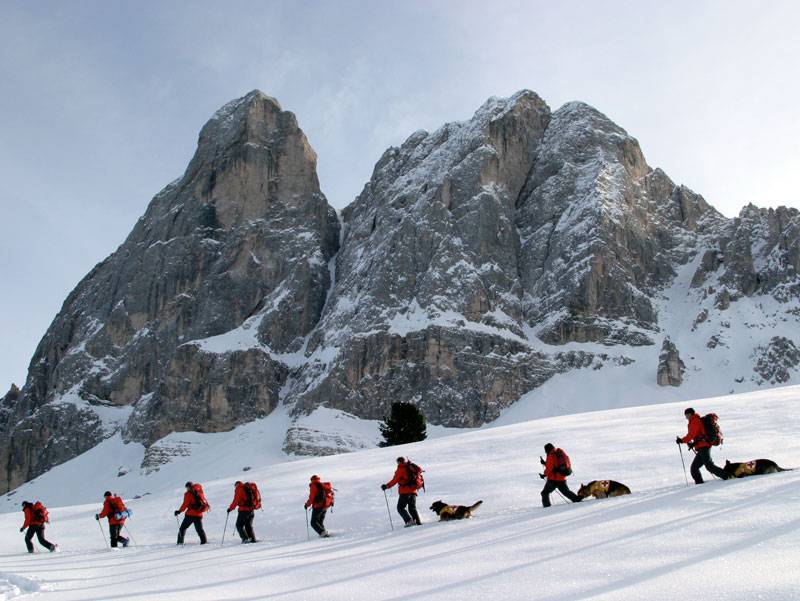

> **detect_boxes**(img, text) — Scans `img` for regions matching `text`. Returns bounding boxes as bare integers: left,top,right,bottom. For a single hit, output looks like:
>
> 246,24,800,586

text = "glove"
95,514,100,521
539,473,545,479
226,508,232,514
381,484,387,491
539,456,546,466
675,436,683,445
174,510,180,516
20,526,24,532
687,442,695,450
304,503,309,510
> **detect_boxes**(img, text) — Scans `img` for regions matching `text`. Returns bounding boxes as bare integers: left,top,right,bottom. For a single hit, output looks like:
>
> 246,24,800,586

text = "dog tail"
468,500,483,512
776,466,793,472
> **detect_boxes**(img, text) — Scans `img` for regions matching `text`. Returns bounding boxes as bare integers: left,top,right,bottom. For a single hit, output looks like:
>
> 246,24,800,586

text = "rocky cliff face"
2,89,799,491
0,91,339,491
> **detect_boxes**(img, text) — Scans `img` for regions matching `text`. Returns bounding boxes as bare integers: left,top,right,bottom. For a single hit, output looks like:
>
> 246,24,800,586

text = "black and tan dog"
577,480,631,500
723,459,791,479
429,500,483,521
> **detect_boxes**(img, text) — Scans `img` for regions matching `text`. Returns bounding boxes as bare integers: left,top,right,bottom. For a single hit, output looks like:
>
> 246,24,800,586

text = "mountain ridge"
2,88,799,492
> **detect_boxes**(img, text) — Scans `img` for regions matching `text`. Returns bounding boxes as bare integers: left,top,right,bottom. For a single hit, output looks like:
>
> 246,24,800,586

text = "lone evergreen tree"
379,402,427,447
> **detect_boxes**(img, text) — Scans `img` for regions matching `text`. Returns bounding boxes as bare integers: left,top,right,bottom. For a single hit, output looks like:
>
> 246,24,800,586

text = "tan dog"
723,459,790,479
577,480,631,499
429,500,483,521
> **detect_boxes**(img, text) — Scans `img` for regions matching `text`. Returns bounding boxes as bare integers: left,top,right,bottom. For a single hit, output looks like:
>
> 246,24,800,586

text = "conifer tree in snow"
379,402,427,447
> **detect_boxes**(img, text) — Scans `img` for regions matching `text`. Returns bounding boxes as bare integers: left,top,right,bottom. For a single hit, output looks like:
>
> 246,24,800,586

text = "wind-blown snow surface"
1,387,799,600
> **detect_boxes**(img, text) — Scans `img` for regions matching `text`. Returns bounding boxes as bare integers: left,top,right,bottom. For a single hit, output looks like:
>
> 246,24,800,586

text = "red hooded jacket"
228,483,255,513
385,462,420,495
305,478,326,510
21,504,47,528
98,495,127,525
179,484,209,517
681,414,711,449
544,449,567,482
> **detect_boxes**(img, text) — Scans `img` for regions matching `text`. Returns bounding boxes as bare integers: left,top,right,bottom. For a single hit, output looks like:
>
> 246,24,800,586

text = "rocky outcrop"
3,88,800,489
752,337,800,384
657,339,685,386
0,91,339,492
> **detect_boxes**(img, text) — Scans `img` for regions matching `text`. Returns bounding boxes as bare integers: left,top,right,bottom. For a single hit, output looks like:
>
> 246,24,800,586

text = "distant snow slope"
0,386,798,600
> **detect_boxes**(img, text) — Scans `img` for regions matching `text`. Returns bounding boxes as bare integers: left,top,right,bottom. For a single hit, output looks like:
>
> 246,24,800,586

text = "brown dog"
723,459,790,479
429,500,483,521
577,480,631,499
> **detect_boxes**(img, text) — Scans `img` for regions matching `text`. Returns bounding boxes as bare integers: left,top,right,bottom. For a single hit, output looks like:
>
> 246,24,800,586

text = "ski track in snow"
1,386,800,599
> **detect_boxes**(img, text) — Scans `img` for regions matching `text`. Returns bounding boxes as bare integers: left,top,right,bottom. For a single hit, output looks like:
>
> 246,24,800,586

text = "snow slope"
1,386,799,600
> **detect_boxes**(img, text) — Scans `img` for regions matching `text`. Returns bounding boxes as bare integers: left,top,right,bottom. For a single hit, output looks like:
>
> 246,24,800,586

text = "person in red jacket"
676,407,728,484
381,457,423,527
227,481,257,543
304,475,331,538
20,501,57,553
539,443,582,507
95,491,129,548
174,481,209,545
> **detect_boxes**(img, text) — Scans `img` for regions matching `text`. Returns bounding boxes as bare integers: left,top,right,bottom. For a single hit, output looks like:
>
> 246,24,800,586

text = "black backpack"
701,413,723,446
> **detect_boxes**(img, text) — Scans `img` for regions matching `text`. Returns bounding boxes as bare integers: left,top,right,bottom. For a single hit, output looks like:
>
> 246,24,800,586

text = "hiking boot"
320,531,330,538
404,521,416,528
121,538,129,548
50,544,59,553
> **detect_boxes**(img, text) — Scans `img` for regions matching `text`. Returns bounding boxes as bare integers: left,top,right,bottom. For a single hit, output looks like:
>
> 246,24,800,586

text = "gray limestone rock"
657,338,685,386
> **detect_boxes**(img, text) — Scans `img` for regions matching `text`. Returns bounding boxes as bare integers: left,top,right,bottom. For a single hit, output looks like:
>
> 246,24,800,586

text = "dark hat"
234,481,242,486
185,481,193,488
684,407,696,415
310,475,320,481
103,491,112,497
544,443,555,453
396,456,405,463
21,501,31,508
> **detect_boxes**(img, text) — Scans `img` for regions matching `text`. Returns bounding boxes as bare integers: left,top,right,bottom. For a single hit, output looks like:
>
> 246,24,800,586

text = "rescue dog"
429,500,483,521
576,480,631,500
723,459,790,479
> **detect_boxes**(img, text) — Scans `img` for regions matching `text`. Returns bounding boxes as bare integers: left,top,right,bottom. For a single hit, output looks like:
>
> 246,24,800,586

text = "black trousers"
397,493,421,525
541,479,582,507
690,446,727,483
109,523,129,548
235,511,256,542
178,515,207,544
25,525,54,552
310,507,327,535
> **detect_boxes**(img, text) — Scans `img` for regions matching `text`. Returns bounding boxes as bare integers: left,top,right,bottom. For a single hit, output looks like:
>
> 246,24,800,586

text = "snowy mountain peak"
1,90,799,492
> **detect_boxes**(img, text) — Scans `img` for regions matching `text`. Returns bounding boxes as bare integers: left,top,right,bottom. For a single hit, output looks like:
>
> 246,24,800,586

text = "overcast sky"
1,1,798,390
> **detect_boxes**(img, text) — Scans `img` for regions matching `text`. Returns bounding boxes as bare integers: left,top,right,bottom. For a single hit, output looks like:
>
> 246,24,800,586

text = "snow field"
0,385,799,600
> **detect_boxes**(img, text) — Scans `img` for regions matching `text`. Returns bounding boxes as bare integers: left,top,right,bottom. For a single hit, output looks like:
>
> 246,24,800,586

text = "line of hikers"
17,407,733,552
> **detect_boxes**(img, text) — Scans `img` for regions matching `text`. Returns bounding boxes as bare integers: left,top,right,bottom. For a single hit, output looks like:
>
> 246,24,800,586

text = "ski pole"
222,512,230,546
555,489,569,504
677,442,689,487
305,507,310,541
124,524,137,546
383,489,394,531
97,519,109,548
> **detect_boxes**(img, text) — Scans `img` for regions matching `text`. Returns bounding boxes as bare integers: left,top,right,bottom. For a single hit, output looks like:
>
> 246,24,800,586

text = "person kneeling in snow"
95,491,130,548
539,443,582,507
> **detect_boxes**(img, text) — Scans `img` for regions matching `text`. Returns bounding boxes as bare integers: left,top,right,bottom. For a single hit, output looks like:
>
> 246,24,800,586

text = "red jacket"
21,505,46,528
544,449,567,482
385,463,420,495
681,414,711,449
98,496,127,525
179,485,209,517
228,483,255,512
305,479,326,510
